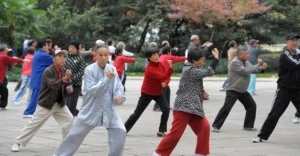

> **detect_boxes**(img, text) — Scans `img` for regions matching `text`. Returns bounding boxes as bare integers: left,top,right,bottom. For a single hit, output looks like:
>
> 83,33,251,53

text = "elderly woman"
153,47,219,156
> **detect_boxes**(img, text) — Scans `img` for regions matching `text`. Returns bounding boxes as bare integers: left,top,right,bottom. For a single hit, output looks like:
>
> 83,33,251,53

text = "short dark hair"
161,47,172,55
27,39,36,47
26,47,36,54
144,48,159,61
107,39,113,46
188,48,204,63
112,47,123,61
46,39,52,43
37,40,47,49
229,40,236,47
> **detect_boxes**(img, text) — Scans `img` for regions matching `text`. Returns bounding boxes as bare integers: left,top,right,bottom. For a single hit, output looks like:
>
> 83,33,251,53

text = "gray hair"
117,42,125,50
190,35,199,41
237,46,248,56
0,44,8,52
149,42,158,48
161,40,169,47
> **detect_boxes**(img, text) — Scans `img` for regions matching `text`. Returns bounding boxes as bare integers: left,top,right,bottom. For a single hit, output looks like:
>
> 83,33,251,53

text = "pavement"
0,79,300,156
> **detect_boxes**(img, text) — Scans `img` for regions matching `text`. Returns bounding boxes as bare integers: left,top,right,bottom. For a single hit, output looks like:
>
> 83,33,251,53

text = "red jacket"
22,53,34,76
0,53,23,84
141,61,174,96
159,54,187,85
113,56,136,77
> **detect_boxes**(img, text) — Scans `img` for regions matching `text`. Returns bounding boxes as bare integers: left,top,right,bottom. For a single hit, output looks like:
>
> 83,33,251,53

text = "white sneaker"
293,117,299,124
153,151,161,156
12,101,20,106
23,115,33,118
220,88,226,91
11,143,20,152
252,136,262,143
211,127,220,133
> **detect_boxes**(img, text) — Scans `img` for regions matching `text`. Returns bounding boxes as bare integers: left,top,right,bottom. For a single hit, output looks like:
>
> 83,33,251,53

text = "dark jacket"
277,49,300,90
38,65,72,110
173,59,219,117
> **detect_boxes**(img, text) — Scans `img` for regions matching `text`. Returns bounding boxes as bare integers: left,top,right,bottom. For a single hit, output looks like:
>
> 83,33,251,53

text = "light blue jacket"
77,63,126,127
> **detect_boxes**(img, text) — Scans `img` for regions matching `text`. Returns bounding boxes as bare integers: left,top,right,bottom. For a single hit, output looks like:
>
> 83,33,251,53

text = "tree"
168,0,271,41
0,0,45,48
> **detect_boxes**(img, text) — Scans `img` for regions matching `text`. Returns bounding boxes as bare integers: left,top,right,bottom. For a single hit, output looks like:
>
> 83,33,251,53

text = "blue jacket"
30,49,53,89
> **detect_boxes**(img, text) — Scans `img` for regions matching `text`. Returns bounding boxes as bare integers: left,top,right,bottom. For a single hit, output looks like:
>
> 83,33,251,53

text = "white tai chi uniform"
55,63,126,156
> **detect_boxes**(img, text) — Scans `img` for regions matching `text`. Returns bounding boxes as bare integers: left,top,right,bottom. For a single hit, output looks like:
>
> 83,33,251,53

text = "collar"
148,61,159,66
54,64,62,72
68,51,79,56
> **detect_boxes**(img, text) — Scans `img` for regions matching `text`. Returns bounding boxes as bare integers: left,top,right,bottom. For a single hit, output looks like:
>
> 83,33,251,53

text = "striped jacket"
64,51,85,87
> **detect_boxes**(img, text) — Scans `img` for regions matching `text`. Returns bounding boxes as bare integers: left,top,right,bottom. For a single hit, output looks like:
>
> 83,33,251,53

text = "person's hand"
167,60,173,68
114,96,122,104
23,59,31,63
262,63,268,70
66,85,73,93
257,59,263,66
65,70,72,80
161,82,166,88
212,48,219,59
203,41,213,47
203,91,209,99
106,70,114,79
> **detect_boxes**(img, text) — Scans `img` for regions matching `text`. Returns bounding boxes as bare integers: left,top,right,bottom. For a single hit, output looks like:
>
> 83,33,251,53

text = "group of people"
0,33,299,156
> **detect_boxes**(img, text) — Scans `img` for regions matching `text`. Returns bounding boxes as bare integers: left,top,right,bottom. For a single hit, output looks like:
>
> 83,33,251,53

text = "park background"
1,0,299,81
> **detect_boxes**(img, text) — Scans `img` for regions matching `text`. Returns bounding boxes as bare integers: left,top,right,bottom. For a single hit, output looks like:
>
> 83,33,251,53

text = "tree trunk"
136,19,151,53
209,24,217,41
220,40,229,58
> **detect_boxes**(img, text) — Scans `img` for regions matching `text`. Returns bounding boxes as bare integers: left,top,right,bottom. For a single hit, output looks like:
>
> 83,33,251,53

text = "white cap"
54,50,68,56
96,40,105,45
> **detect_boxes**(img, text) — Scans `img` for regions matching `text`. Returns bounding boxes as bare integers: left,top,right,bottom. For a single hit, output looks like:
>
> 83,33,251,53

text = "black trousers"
67,86,81,116
153,86,170,109
212,90,257,129
258,88,300,140
0,83,8,108
295,111,300,118
125,93,170,133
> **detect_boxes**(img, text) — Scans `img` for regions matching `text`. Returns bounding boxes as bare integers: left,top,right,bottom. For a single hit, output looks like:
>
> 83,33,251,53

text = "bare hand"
106,70,114,79
65,70,72,80
262,63,268,70
161,82,166,88
114,96,122,104
257,59,263,66
23,59,31,63
204,41,213,47
66,85,73,93
203,91,209,99
212,48,219,59
167,60,173,68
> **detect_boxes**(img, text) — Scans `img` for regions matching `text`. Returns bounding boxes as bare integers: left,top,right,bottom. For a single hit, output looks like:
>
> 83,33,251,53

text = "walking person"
11,50,74,152
220,40,238,91
64,40,85,116
112,47,136,88
252,33,300,143
124,48,173,137
55,45,126,156
211,46,267,132
23,40,53,118
12,47,35,105
153,48,220,156
247,39,268,95
153,46,187,111
0,44,29,110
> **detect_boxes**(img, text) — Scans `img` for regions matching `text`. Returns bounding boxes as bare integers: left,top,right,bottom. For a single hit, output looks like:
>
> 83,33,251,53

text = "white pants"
55,118,126,156
14,103,73,146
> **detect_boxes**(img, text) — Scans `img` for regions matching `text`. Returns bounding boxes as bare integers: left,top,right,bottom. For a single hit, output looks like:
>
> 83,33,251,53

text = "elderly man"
0,44,29,110
211,46,267,133
55,45,126,156
11,50,73,152
247,39,268,95
253,33,300,143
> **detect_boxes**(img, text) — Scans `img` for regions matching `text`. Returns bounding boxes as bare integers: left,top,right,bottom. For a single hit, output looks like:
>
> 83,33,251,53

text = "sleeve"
190,60,219,79
5,56,23,64
123,50,134,57
279,53,300,71
112,68,126,104
164,78,171,86
84,68,111,97
258,49,268,55
71,58,85,82
146,66,174,82
200,46,209,56
170,55,187,64
122,56,136,63
80,51,92,58
230,61,262,76
43,69,65,90
42,54,53,66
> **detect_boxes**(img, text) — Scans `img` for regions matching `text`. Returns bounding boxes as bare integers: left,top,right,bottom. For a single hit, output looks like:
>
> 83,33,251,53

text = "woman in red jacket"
112,47,136,87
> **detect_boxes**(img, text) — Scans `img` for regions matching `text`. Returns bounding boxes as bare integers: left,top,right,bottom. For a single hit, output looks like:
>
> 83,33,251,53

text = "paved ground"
1,79,300,156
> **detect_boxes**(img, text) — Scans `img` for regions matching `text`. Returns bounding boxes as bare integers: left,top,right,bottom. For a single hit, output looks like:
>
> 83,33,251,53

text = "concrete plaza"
0,78,300,156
